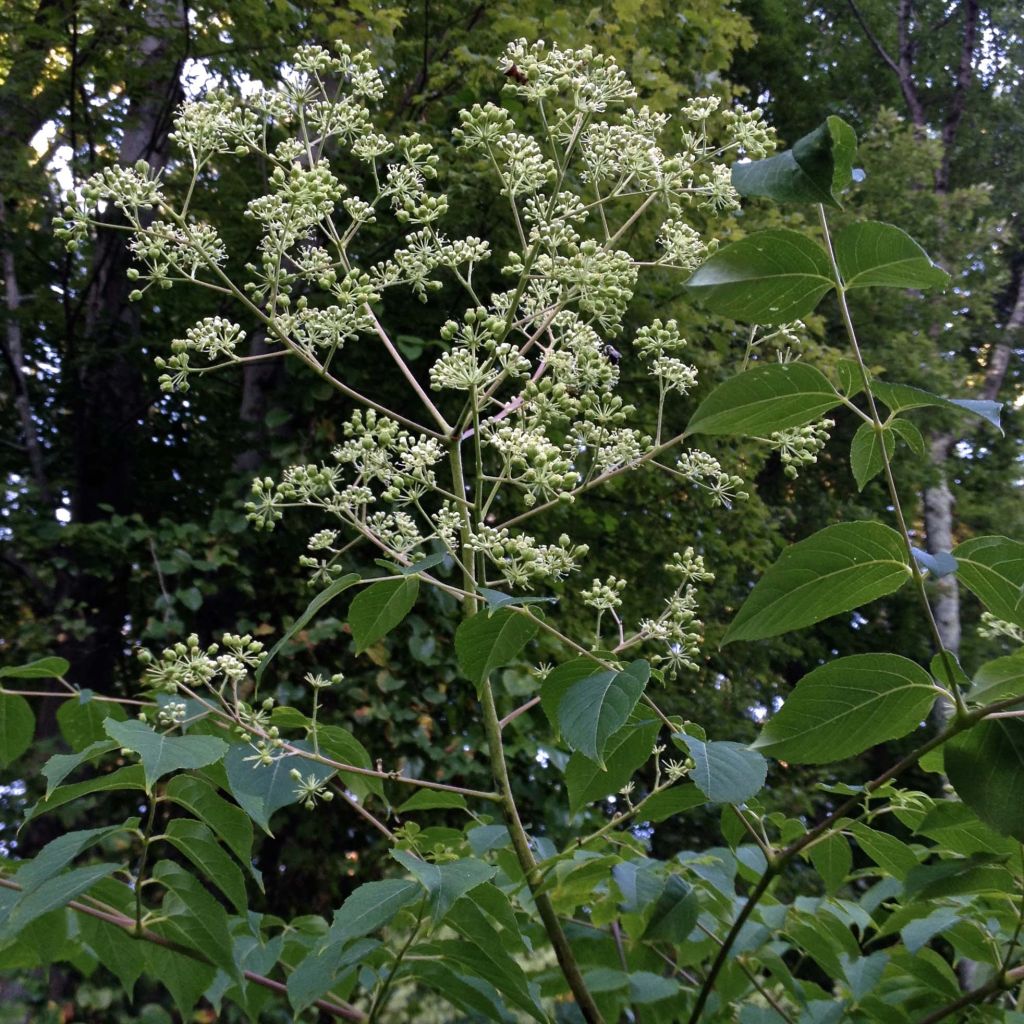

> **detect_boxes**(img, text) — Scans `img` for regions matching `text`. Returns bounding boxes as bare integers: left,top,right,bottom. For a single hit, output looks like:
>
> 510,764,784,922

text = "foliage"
2,22,1024,1024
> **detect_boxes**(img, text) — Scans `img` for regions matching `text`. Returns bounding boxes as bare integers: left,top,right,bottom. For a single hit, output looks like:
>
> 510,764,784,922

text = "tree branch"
937,0,979,192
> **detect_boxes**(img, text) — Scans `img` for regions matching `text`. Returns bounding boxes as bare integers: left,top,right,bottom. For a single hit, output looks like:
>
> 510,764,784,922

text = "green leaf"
455,608,538,695
675,735,767,804
325,878,422,947
143,944,216,1021
42,740,119,796
104,719,226,792
15,824,131,896
915,801,1017,857
397,789,467,813
732,116,856,208
26,765,146,823
317,724,384,801
639,785,706,823
0,863,118,940
392,850,494,923
947,718,1024,842
685,363,840,438
870,379,1003,433
751,654,936,764
952,535,1024,628
566,708,661,815
642,874,697,943
287,938,377,1015
78,914,145,998
57,692,128,751
405,960,516,1024
177,586,203,612
0,657,70,679
540,658,599,735
850,422,895,491
723,521,911,644
835,222,950,291
162,819,248,913
164,774,254,871
349,576,419,653
0,692,35,768
557,661,649,765
478,586,558,609
890,417,926,456
224,740,332,834
685,229,835,324
848,822,918,880
150,860,238,979
968,654,1024,705
809,833,851,895
255,572,361,682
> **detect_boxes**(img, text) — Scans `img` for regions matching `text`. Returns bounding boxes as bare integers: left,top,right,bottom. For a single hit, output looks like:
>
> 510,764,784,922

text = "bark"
923,432,960,653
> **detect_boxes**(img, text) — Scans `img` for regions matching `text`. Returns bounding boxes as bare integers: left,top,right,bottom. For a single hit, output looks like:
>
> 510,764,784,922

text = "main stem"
449,435,605,1024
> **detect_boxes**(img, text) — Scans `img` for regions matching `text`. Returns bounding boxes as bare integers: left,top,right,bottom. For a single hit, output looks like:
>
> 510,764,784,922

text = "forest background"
1,0,1022,1020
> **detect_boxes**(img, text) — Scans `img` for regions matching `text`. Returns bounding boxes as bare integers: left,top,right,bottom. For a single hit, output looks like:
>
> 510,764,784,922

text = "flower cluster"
765,419,834,479
137,633,264,695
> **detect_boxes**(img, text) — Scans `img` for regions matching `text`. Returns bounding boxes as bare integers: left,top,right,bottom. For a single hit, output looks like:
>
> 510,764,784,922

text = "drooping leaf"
685,363,840,438
565,708,661,815
685,229,834,324
164,774,254,871
349,576,419,653
224,740,332,834
723,521,911,644
42,739,118,796
952,535,1024,628
641,874,698,943
78,914,145,998
15,824,132,897
317,724,384,800
287,938,377,1015
255,572,361,682
0,692,35,768
396,789,467,813
0,863,118,940
324,878,422,948
0,657,70,679
946,718,1024,842
455,608,538,694
732,115,857,208
849,422,895,491
162,819,248,913
674,735,767,804
405,960,516,1024
104,718,226,792
835,222,950,291
56,692,127,751
392,850,494,923
557,660,649,765
26,765,147,823
143,944,216,1021
848,822,919,880
968,654,1024,705
751,654,936,764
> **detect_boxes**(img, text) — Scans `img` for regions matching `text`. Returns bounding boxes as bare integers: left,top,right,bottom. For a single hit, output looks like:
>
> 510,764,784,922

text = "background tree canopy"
1,1,1022,1020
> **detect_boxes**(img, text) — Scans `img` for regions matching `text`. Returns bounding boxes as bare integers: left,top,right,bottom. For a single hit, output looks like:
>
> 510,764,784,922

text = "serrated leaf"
557,661,649,765
848,822,918,880
287,937,377,1014
915,801,1017,857
26,765,146,823
836,222,950,291
732,116,856,208
224,740,332,834
56,692,128,751
540,658,600,735
324,878,422,947
751,654,936,764
317,724,384,801
0,657,70,679
723,521,911,644
889,417,926,456
41,739,118,796
78,914,145,998
952,535,1024,628
392,850,494,923
810,832,851,895
455,608,538,694
162,819,248,913
0,692,35,768
947,717,1024,842
566,708,660,815
349,576,419,652
0,863,118,940
850,422,895,490
15,824,131,896
685,229,834,324
968,654,1024,705
639,785,706,823
675,735,767,804
143,944,216,1021
256,573,361,682
164,774,254,871
396,789,467,813
642,874,698,943
104,719,226,792
685,363,840,438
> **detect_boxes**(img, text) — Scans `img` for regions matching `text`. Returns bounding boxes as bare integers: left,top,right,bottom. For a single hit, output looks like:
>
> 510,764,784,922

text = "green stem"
133,797,159,935
816,204,966,716
367,897,427,1024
